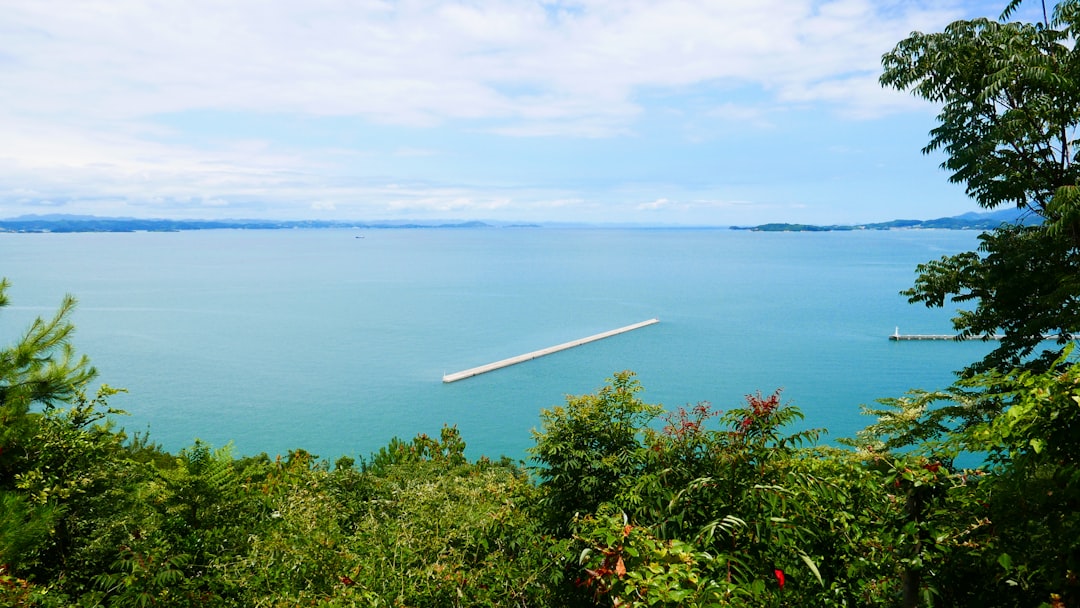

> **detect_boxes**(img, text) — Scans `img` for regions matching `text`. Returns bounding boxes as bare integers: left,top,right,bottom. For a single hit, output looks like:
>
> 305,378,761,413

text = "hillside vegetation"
1,278,1078,606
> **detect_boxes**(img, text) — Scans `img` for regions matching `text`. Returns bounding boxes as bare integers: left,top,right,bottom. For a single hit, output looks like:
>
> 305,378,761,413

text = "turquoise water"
0,228,991,461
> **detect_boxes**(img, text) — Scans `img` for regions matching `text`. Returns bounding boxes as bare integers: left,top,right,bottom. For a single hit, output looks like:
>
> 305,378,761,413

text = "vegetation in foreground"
1,277,1078,607
5,0,1080,605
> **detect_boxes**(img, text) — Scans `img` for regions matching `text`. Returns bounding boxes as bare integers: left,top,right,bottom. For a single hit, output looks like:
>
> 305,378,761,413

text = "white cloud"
635,197,766,213
637,198,671,211
707,103,776,128
386,194,513,214
3,0,963,129
0,0,977,221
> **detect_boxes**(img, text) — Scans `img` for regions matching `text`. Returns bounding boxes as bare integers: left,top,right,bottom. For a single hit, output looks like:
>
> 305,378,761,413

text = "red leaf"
774,568,785,589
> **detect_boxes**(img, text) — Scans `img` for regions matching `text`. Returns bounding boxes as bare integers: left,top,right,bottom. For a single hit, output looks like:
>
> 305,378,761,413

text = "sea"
0,227,994,462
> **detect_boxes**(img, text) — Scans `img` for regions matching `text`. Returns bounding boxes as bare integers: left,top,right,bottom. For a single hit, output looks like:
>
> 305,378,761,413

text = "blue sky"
0,0,1038,225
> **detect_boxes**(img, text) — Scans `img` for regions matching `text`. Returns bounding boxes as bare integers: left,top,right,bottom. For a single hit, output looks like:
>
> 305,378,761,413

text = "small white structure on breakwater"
443,318,660,383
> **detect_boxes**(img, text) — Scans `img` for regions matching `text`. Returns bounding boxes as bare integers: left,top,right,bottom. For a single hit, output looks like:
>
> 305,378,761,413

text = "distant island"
731,208,1040,232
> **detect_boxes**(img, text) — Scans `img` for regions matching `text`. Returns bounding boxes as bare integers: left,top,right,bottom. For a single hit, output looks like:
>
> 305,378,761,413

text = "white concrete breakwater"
888,328,1059,341
442,318,660,383
888,334,993,341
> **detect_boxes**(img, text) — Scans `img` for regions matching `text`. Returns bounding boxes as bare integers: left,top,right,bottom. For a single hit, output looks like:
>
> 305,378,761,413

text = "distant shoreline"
0,217,521,234
0,208,1037,234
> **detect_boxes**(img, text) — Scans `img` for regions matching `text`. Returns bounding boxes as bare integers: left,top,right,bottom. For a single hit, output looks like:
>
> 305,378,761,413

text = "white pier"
888,327,1059,341
442,318,660,383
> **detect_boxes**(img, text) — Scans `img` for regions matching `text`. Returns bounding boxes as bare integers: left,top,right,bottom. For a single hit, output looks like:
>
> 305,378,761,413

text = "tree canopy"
881,0,1080,373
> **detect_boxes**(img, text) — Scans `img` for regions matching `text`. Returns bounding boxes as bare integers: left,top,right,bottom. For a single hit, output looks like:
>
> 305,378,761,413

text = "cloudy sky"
1,0,1033,225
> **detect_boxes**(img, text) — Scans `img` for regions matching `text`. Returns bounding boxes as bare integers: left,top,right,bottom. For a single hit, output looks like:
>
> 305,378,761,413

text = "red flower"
774,568,785,589
340,576,354,586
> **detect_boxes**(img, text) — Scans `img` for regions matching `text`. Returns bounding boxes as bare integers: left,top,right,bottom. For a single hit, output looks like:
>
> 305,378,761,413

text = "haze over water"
0,228,991,461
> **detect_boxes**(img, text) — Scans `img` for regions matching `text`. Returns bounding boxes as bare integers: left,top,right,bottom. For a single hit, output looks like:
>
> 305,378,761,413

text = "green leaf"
998,552,1013,571
799,551,824,587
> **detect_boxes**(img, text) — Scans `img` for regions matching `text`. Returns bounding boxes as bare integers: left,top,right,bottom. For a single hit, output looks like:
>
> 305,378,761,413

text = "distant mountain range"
0,208,1043,233
731,208,1042,232
0,215,508,233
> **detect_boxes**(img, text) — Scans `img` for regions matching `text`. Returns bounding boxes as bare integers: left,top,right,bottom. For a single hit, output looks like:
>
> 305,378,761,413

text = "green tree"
0,279,97,580
227,431,563,608
567,390,910,608
856,349,1080,607
529,371,663,534
881,0,1080,374
0,279,96,482
963,354,1080,606
879,6,1080,598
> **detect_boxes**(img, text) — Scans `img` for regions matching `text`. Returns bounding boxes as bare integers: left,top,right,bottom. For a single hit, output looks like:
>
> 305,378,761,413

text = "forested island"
731,208,1037,232
4,2,1080,607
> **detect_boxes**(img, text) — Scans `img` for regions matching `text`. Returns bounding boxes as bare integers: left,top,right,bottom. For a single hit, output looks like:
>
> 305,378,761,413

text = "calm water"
0,228,991,461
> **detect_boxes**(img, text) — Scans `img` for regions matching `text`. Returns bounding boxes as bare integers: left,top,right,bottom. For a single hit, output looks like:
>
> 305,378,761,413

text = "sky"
0,0,1040,225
